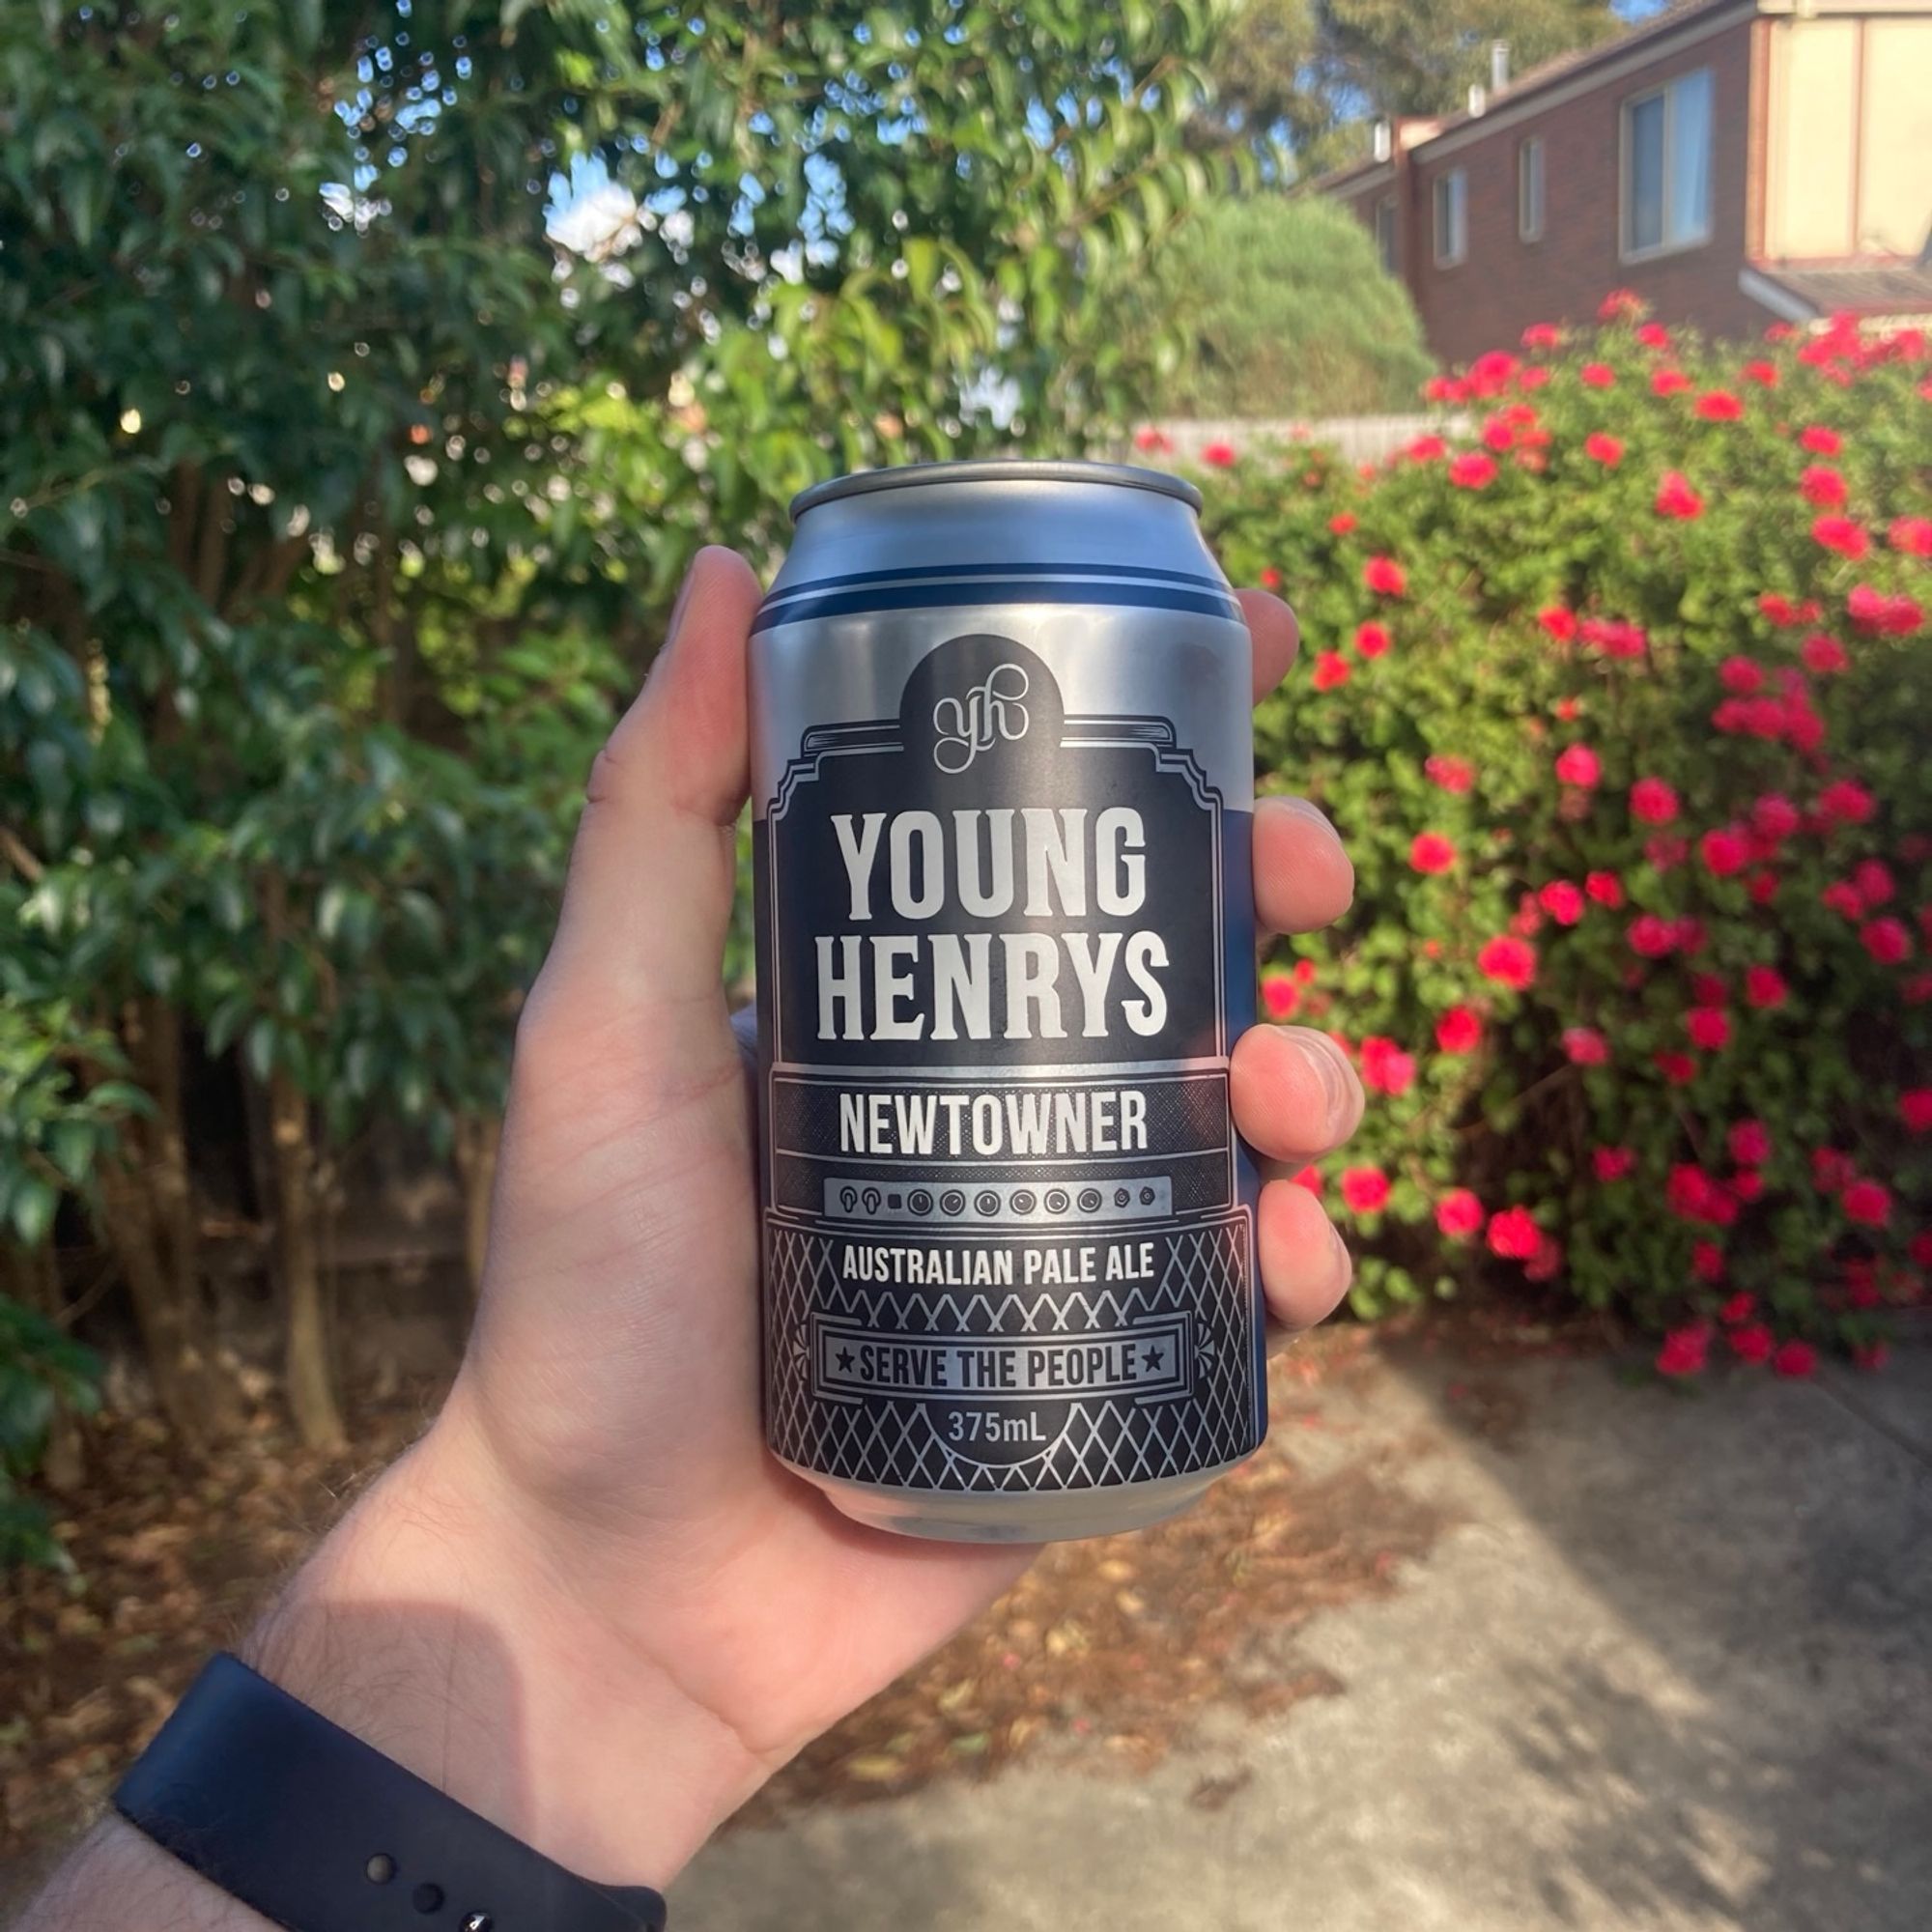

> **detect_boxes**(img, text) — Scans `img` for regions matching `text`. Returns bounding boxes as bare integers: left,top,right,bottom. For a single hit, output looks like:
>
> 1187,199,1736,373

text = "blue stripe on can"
752,578,1242,634
758,556,1231,610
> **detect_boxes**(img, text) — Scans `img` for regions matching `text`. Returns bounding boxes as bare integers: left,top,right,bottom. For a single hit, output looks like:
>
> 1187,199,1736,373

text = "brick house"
1313,0,1932,364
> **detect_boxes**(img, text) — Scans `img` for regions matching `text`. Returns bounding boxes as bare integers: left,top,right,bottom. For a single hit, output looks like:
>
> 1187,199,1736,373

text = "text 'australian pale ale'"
752,459,1262,1541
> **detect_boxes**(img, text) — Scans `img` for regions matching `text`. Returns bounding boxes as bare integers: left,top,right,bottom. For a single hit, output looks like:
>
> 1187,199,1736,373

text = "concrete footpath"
674,1340,1932,1931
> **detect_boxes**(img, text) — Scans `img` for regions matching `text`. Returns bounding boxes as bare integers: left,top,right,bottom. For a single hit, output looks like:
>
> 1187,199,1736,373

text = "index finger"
1238,588,1299,698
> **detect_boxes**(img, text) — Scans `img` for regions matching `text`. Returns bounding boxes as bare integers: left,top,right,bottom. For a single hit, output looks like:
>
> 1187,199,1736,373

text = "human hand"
239,548,1365,1889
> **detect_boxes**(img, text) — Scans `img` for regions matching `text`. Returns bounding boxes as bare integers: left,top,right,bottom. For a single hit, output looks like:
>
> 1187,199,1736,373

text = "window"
1622,68,1713,258
1519,137,1545,242
1433,169,1467,267
1374,196,1398,274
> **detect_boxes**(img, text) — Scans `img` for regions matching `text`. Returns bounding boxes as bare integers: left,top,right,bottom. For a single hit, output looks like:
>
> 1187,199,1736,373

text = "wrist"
242,1403,768,1888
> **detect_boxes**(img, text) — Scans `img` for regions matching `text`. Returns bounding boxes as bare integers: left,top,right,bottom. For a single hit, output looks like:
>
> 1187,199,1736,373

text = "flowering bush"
1207,305,1931,1377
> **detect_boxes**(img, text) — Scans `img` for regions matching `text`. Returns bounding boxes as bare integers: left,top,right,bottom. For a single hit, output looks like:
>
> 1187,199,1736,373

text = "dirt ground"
0,1307,1600,1872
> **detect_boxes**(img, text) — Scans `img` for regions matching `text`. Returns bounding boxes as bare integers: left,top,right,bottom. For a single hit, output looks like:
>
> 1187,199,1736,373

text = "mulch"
2,1307,1598,1866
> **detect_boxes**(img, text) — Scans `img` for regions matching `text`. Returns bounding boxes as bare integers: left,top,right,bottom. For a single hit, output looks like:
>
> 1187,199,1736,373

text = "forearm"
16,1410,769,1929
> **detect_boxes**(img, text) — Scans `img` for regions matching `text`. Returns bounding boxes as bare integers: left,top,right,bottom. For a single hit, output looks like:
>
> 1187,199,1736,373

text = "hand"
129,550,1366,1900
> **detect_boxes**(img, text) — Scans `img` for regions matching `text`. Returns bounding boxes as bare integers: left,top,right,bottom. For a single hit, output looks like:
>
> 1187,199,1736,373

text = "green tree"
1125,193,1431,416
3,0,1241,1460
1198,0,1622,172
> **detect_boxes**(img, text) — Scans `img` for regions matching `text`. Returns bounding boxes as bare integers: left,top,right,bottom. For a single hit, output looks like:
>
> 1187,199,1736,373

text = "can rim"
789,458,1203,523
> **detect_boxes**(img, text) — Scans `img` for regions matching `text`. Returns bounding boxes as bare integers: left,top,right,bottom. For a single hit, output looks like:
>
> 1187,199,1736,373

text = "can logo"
931,661,1031,772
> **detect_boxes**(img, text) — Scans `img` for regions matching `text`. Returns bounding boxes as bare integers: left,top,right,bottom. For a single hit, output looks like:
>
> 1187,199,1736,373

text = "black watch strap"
114,1653,668,1932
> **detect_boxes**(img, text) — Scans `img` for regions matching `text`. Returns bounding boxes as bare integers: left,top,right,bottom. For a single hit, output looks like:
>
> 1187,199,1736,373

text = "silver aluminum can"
751,459,1262,1543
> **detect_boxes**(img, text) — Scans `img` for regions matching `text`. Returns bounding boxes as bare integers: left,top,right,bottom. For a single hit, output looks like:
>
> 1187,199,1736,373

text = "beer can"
751,459,1262,1542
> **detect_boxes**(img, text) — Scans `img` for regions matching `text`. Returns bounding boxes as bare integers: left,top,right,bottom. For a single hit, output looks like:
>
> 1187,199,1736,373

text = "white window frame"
1433,169,1467,268
1619,69,1714,262
1374,195,1398,274
1518,136,1545,242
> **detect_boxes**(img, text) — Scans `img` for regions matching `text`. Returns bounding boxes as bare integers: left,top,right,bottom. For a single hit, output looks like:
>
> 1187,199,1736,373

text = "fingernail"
664,557,699,646
1290,1029,1358,1141
1267,793,1346,850
1327,1217,1354,1291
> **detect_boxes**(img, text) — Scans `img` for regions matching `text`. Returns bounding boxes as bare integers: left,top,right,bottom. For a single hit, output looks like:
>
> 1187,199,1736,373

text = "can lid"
789,457,1203,523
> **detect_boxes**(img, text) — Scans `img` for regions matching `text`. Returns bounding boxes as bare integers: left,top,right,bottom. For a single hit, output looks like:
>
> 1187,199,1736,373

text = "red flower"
1478,936,1537,990
1133,426,1169,453
1562,1026,1608,1065
1656,1326,1709,1378
1719,1292,1754,1324
1409,831,1458,875
1291,1164,1323,1195
1842,1179,1891,1227
1799,424,1841,455
1585,871,1624,908
1487,1206,1541,1260
1691,1238,1726,1281
1435,1188,1485,1238
1690,973,1726,1009
1655,469,1704,518
1728,1120,1772,1166
1728,1323,1774,1365
1750,792,1800,841
1771,1340,1818,1379
1579,361,1616,387
1260,565,1283,592
1449,451,1498,489
1742,358,1778,386
1652,367,1690,395
1593,1145,1635,1182
1812,1148,1856,1191
1354,620,1391,658
1719,656,1763,694
1538,880,1585,925
1698,827,1750,877
1539,605,1577,641
1817,778,1875,824
1912,1231,1932,1267
1261,975,1299,1020
1860,916,1911,963
1554,697,1581,723
1435,1006,1482,1054
1694,389,1743,419
1554,744,1601,788
1328,511,1357,535
1801,631,1850,673
1580,617,1647,659
1340,1166,1390,1214
1311,650,1351,692
1889,515,1932,556
1688,1009,1731,1051
1901,1090,1932,1132
1852,859,1894,906
1655,1050,1697,1085
1363,554,1406,595
1630,777,1679,824
1799,464,1847,508
1811,514,1868,558
1666,1164,1714,1218
1583,431,1624,465
1202,440,1237,468
1521,322,1561,351
1745,965,1788,1009
1359,1037,1416,1096
1847,583,1922,633
1747,868,1779,905
1425,753,1475,794
1628,914,1677,958
1823,879,1866,920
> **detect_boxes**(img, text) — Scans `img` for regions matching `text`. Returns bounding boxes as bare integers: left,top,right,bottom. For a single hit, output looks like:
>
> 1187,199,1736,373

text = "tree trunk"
6,1243,85,1493
96,1162,212,1446
269,1067,345,1451
452,1112,502,1301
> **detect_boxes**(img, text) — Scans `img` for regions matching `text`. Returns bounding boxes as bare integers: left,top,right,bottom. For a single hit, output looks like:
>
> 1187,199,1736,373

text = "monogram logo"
930,663,1030,773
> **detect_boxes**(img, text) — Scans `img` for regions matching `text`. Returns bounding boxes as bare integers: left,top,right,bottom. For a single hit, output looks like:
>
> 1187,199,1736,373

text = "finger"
1237,588,1299,698
1258,1178,1353,1332
1231,1024,1365,1162
529,547,764,1039
1253,795,1354,938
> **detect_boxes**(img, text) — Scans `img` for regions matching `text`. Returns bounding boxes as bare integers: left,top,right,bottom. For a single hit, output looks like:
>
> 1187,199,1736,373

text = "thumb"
523,546,765,1061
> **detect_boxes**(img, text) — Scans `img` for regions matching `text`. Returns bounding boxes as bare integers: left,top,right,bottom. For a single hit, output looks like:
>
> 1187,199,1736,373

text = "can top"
789,457,1203,524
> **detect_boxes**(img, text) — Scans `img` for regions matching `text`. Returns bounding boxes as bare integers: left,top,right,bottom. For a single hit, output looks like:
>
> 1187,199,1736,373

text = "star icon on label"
836,1348,855,1373
1142,1346,1164,1373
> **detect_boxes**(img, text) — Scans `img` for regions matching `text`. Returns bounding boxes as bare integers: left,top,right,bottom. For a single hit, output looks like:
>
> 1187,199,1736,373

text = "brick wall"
1330,14,1769,364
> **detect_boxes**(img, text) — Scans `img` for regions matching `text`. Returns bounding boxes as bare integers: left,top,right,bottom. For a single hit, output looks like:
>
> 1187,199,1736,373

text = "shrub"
1207,305,1931,1376
1122,195,1434,419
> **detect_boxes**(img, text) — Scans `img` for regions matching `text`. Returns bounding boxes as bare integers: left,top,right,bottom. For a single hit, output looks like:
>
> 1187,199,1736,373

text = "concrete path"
673,1339,1932,1931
